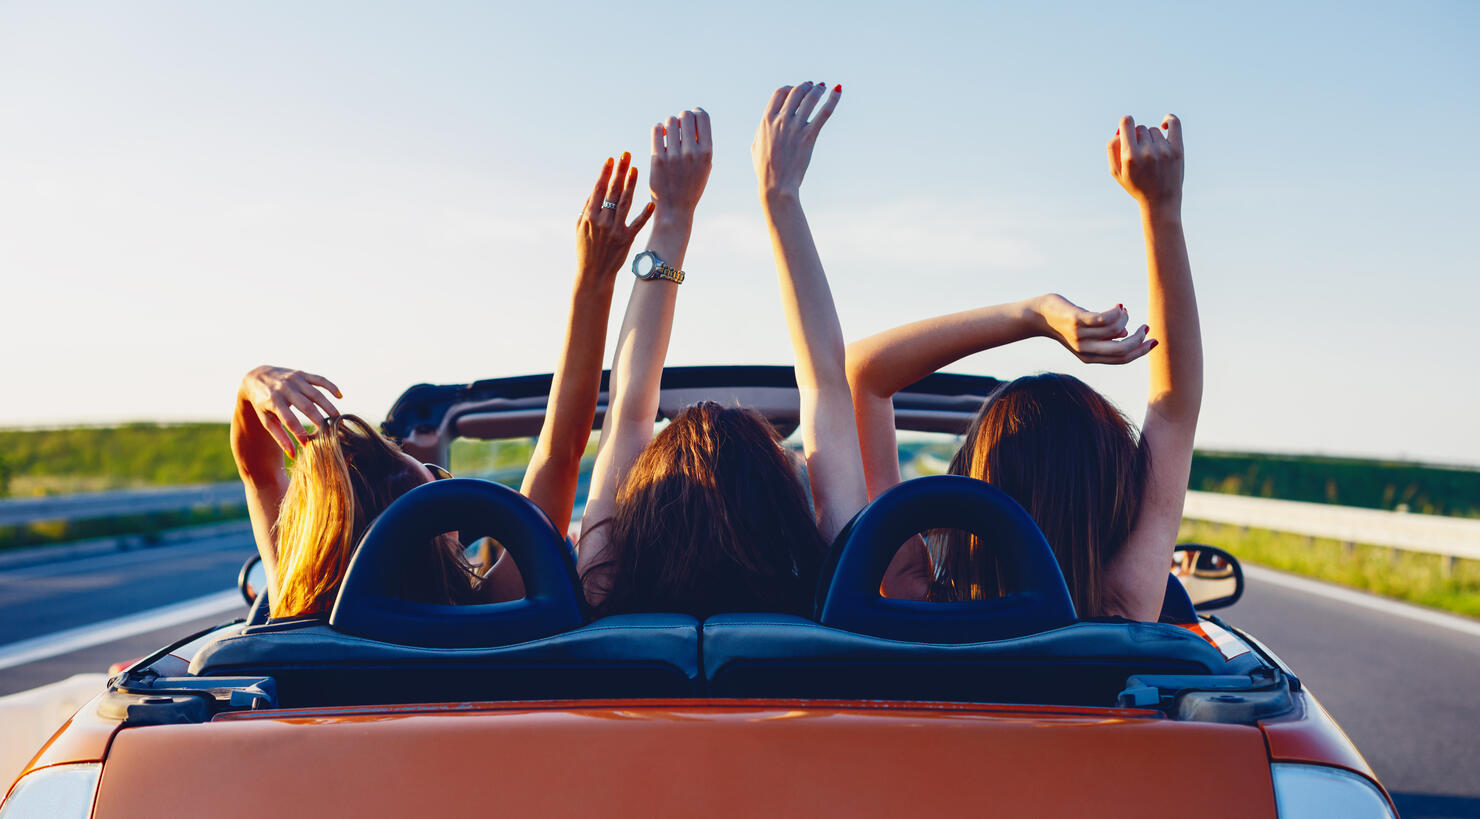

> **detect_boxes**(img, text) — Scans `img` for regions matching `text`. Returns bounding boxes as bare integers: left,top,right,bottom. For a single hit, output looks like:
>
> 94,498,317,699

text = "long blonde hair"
271,415,478,619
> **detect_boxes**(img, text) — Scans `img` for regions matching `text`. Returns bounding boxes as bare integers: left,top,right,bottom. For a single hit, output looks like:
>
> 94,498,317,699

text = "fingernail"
662,126,667,135
1117,303,1123,310
1115,128,1120,136
628,167,637,178
604,157,613,168
1149,339,1159,350
834,83,842,92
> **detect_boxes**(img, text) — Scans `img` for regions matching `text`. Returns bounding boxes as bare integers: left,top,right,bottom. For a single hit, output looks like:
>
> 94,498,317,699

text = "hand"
576,152,656,286
238,366,341,456
1034,294,1156,365
648,108,713,218
1108,114,1184,212
753,82,841,199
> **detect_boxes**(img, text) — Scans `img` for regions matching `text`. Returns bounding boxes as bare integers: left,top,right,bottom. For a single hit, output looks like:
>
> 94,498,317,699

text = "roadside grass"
0,505,249,552
1178,519,1480,619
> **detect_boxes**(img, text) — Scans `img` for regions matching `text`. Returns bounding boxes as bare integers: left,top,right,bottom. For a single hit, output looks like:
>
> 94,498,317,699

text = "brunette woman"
578,85,868,619
849,115,1197,621
233,153,654,619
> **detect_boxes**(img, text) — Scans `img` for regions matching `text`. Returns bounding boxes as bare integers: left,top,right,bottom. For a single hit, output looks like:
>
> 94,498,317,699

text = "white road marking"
1244,564,1480,639
0,589,242,671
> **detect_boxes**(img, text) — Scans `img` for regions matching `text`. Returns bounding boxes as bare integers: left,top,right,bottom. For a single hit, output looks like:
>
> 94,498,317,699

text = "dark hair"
272,414,480,618
582,402,826,619
927,373,1148,617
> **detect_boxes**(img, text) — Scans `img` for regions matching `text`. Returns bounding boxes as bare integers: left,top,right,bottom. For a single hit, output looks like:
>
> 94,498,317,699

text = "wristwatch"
632,250,685,284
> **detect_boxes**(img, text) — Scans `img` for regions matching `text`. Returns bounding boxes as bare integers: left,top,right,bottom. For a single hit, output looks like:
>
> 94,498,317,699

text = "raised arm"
752,82,868,541
1103,114,1203,620
578,109,712,589
846,297,1151,500
493,154,656,601
230,366,340,599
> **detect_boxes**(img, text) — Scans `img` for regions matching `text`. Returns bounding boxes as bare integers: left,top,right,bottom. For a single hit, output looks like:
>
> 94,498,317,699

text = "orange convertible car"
1,368,1397,818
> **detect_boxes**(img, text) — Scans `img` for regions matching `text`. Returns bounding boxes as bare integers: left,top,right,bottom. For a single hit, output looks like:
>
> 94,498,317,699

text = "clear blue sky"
1,1,1476,464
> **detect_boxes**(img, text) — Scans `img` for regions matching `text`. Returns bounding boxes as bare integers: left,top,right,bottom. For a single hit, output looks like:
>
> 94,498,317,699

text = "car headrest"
329,478,584,648
816,475,1077,643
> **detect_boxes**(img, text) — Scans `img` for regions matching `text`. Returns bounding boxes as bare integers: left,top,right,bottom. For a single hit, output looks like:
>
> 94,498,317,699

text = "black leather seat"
192,479,700,705
702,476,1264,705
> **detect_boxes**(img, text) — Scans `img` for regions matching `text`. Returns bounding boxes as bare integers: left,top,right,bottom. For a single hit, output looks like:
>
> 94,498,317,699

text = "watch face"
633,252,656,278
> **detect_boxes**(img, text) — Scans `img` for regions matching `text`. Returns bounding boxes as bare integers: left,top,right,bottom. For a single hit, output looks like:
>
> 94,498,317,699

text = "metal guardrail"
0,483,246,527
1182,491,1480,563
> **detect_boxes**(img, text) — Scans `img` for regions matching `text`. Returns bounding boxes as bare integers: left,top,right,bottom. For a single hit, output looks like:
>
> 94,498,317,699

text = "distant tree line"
1189,451,1480,518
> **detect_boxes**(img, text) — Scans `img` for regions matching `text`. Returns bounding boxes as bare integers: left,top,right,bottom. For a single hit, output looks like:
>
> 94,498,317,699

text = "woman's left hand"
1034,294,1156,365
753,82,841,199
576,152,656,287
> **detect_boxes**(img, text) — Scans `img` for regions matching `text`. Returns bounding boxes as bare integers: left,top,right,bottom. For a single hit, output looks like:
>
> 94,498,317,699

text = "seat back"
191,614,701,706
704,476,1260,704
818,475,1076,642
702,614,1258,705
193,479,700,705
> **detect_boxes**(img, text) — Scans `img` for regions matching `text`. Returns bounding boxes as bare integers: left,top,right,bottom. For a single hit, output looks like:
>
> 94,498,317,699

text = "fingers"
256,408,296,457
289,375,340,418
783,82,815,117
769,85,793,119
1144,126,1169,156
812,84,842,129
664,115,680,151
1162,114,1183,153
678,110,698,154
765,85,792,119
1118,115,1137,161
794,82,827,122
282,389,329,433
1106,135,1122,178
615,157,639,218
1078,325,1153,363
1078,306,1130,340
268,396,309,443
691,107,712,150
298,372,343,400
604,151,631,209
585,156,614,216
626,201,656,236
650,123,664,156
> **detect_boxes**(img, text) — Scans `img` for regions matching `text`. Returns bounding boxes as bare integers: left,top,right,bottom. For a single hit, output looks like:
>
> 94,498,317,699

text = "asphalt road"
0,534,1475,818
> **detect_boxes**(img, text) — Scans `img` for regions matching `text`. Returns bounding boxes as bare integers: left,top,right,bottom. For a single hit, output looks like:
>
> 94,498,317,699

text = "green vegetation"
1190,451,1480,518
0,423,238,496
1178,520,1480,619
0,505,248,551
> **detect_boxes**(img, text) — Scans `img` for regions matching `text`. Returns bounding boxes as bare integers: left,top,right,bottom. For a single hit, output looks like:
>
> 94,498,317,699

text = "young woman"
233,152,655,619
848,114,1198,622
578,85,869,619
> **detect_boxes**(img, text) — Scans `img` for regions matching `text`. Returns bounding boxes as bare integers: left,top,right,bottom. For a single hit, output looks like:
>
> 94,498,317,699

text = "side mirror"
1171,543,1244,610
238,555,268,605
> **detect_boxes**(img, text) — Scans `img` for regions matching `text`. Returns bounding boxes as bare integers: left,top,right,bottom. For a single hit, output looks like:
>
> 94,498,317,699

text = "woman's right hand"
1108,114,1184,212
648,108,713,218
1034,294,1155,365
236,366,342,457
576,152,656,288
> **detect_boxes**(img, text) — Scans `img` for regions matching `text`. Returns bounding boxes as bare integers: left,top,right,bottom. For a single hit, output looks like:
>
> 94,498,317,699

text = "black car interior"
103,472,1294,728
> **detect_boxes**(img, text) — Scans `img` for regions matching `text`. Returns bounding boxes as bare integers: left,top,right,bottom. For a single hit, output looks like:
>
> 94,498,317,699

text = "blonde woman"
233,152,654,619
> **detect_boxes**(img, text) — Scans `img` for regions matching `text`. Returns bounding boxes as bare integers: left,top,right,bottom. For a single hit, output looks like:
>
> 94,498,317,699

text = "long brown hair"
583,402,827,619
271,414,479,619
928,373,1148,617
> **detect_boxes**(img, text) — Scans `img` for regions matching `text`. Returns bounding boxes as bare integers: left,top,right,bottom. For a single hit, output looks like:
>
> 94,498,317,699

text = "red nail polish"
662,126,667,135
621,151,631,162
1149,339,1159,350
834,83,842,92
1115,128,1120,136
604,157,613,167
